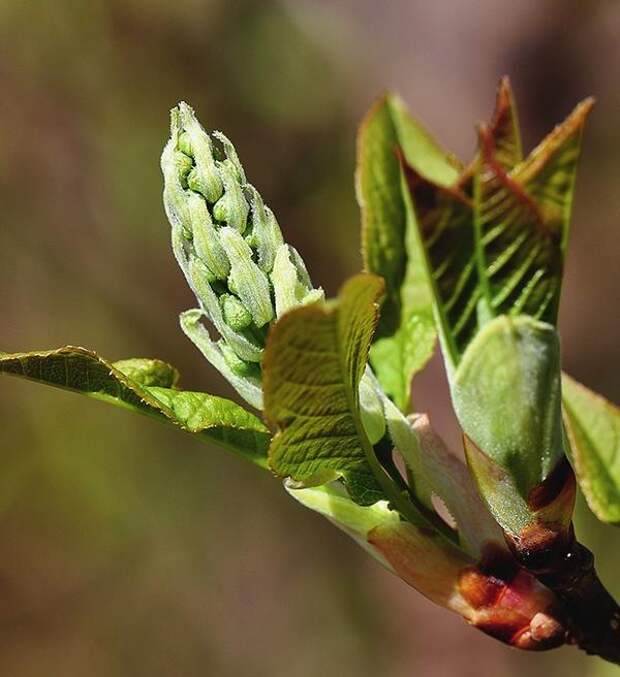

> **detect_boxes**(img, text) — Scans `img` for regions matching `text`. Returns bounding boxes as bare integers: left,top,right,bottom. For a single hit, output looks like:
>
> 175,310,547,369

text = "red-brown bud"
369,522,566,651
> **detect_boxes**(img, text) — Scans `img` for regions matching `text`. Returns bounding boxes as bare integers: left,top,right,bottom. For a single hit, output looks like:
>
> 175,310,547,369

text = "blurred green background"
1,1,619,675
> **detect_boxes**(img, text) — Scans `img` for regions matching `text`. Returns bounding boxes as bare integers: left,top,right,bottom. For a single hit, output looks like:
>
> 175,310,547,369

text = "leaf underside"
0,347,270,466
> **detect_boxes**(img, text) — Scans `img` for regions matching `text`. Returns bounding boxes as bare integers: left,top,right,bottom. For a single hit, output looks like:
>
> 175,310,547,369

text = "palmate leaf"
402,80,593,376
474,98,594,326
264,274,396,507
398,79,522,373
357,94,459,408
402,167,477,370
398,81,593,540
563,374,620,525
0,347,270,467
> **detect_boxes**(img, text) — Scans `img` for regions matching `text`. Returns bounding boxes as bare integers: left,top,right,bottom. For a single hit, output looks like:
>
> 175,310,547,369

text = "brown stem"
537,540,620,664
510,529,620,663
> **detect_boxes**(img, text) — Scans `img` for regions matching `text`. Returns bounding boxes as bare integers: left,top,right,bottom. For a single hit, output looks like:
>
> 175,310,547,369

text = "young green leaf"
401,83,592,378
395,81,514,375
0,347,270,467
563,374,620,525
357,95,459,331
397,84,593,550
474,98,594,326
402,165,478,372
369,311,436,412
453,319,579,546
486,76,523,172
357,94,458,407
452,315,564,497
111,357,180,387
451,313,582,548
264,274,397,507
385,82,519,379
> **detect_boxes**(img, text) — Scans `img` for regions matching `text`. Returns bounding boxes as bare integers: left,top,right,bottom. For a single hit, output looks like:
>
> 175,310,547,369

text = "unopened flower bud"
245,185,283,273
218,227,274,328
178,102,223,203
187,192,230,280
213,130,246,183
161,146,193,236
212,161,249,231
272,244,323,318
177,131,192,156
219,341,260,379
220,293,253,332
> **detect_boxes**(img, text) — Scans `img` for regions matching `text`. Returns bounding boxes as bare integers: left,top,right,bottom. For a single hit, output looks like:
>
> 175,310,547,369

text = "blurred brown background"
1,1,619,675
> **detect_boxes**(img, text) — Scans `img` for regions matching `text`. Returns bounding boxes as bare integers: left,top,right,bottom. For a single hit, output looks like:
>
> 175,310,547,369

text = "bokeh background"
1,1,619,675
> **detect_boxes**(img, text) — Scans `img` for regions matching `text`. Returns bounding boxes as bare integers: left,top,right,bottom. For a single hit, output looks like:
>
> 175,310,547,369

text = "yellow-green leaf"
369,311,436,411
357,94,458,406
0,347,270,467
112,357,180,388
264,274,388,505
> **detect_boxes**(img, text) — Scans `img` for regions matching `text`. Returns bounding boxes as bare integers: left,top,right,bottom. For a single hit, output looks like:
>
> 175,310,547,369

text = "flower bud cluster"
162,102,322,408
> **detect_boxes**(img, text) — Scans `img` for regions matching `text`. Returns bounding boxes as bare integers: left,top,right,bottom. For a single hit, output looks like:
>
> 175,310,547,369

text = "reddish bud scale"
458,568,565,649
464,436,577,570
508,461,578,574
368,523,566,651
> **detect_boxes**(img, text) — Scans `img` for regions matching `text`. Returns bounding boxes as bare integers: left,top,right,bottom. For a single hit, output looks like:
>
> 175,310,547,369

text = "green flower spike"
161,102,324,410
